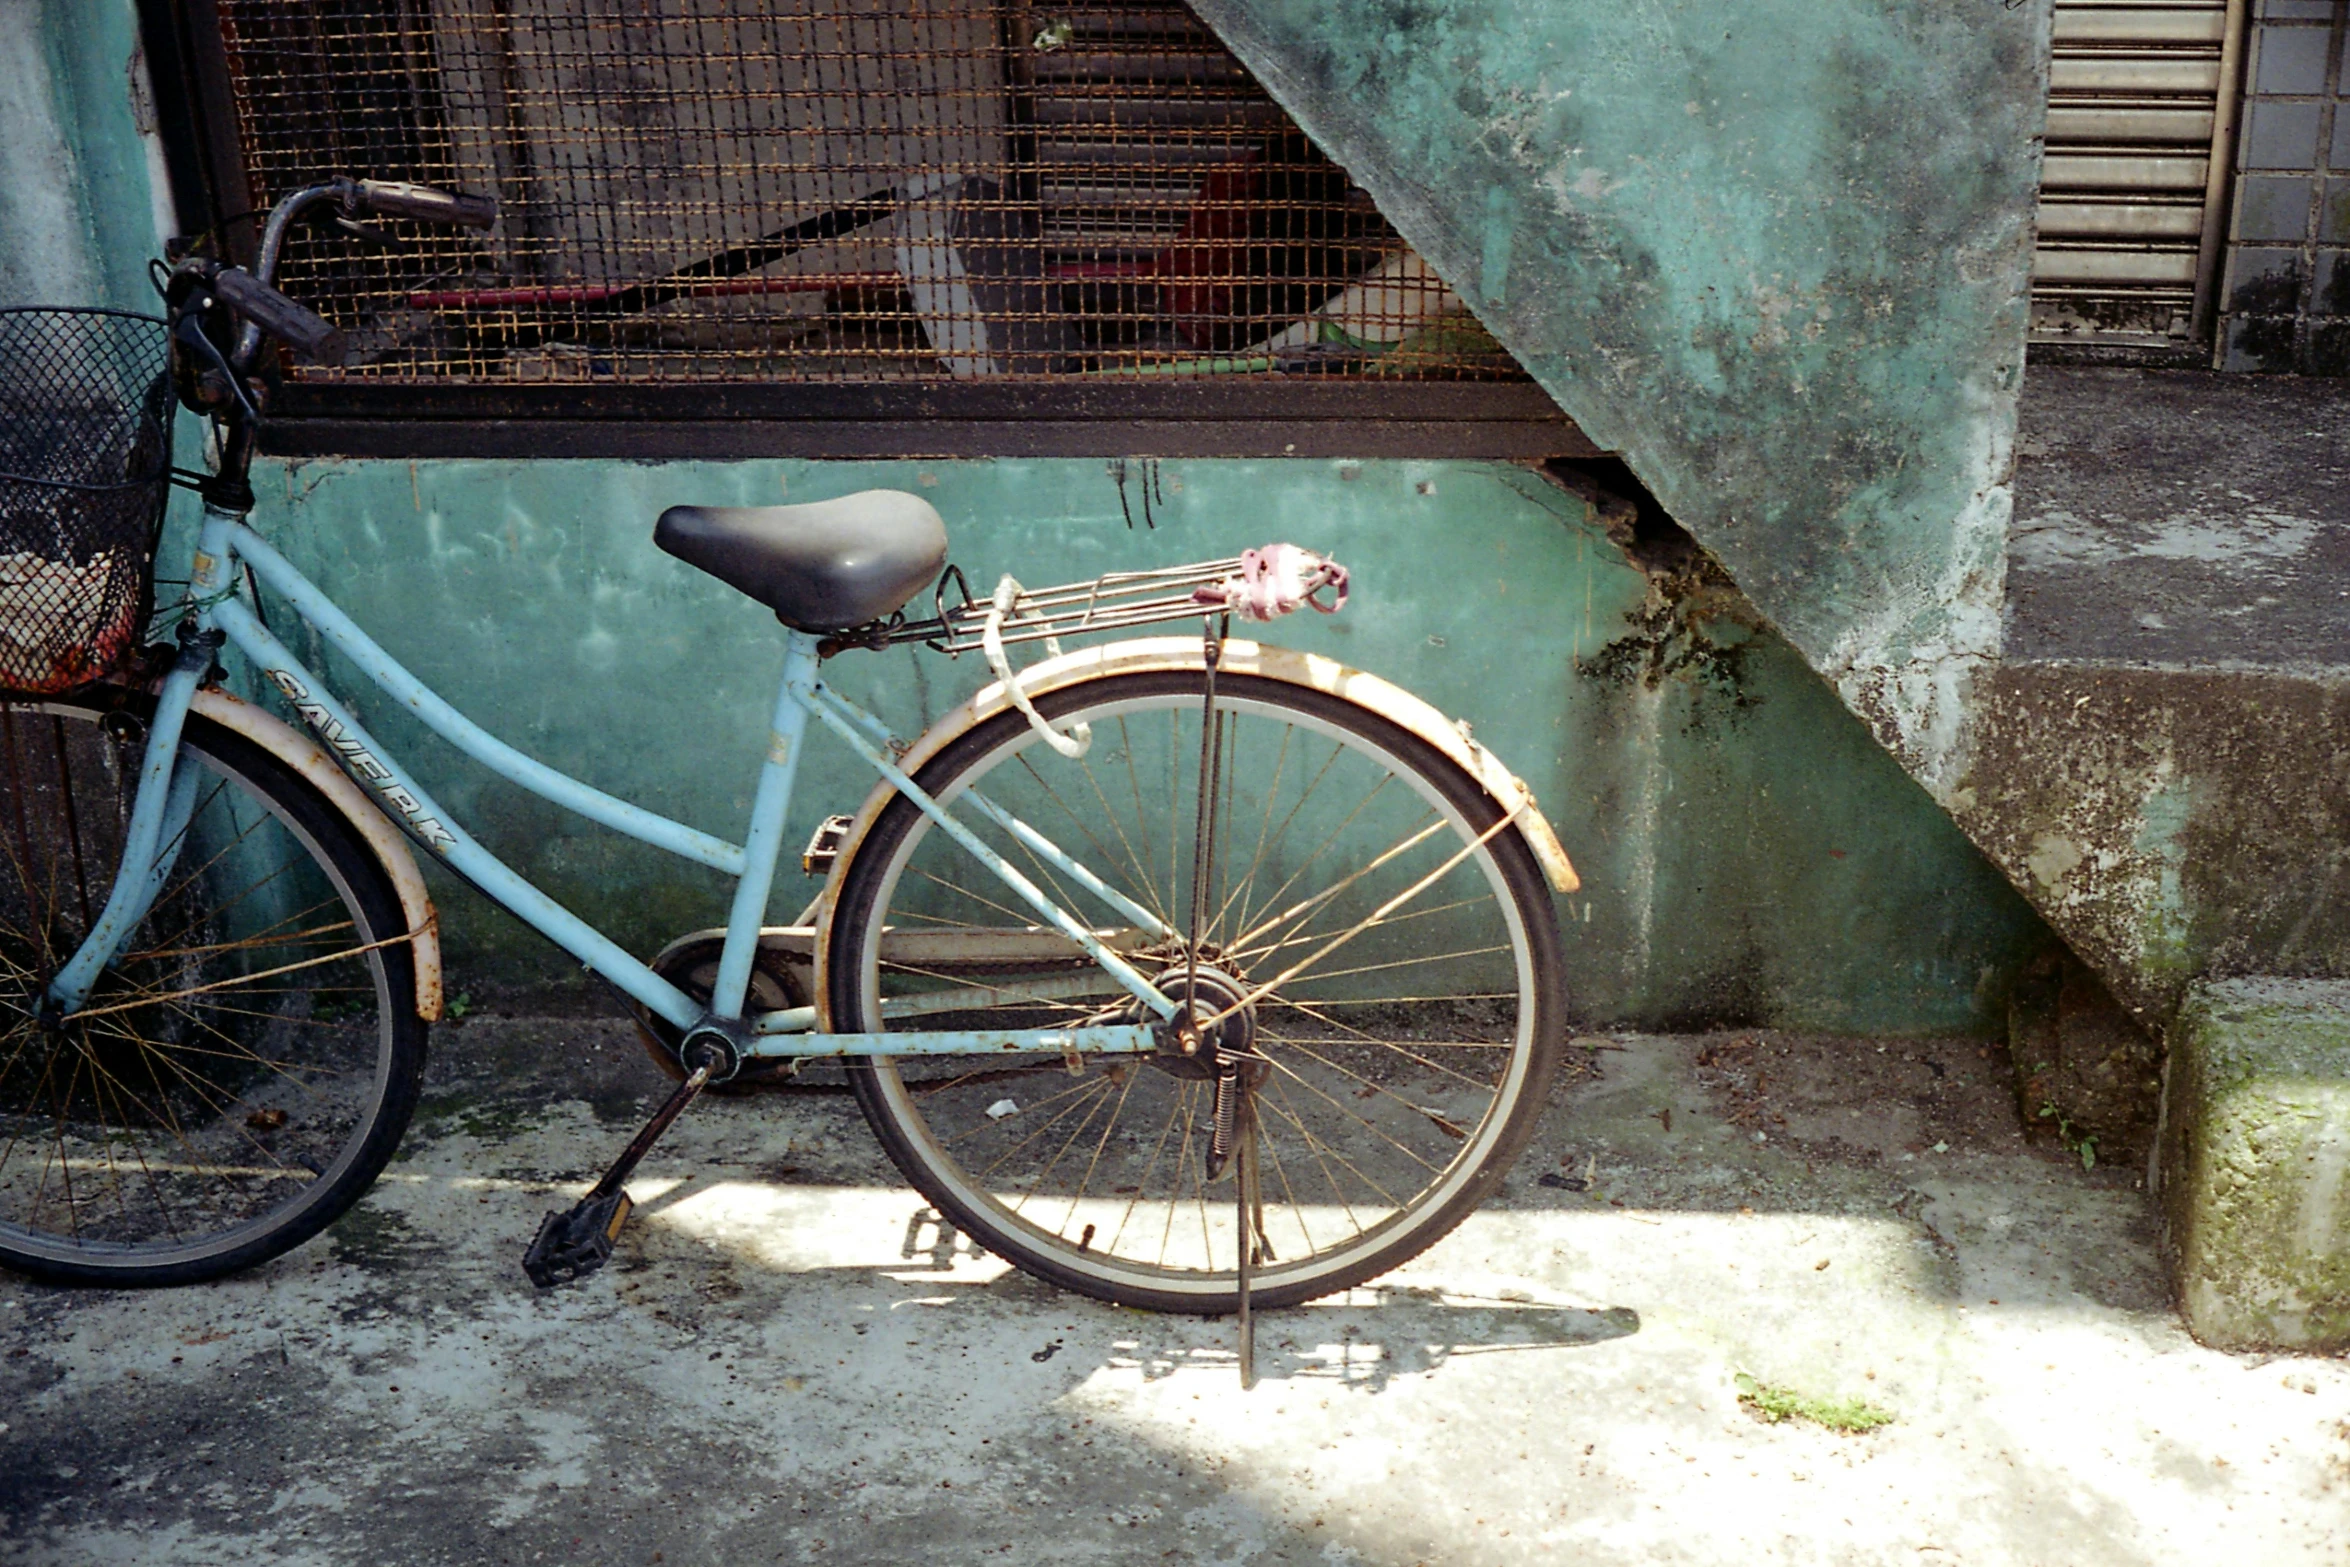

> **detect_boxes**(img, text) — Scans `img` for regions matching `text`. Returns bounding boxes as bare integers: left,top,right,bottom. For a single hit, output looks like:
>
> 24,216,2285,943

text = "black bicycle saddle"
655,489,948,631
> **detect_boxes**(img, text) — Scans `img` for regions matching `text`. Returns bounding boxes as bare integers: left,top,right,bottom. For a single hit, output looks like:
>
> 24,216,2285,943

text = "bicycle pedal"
802,813,853,875
521,1188,634,1288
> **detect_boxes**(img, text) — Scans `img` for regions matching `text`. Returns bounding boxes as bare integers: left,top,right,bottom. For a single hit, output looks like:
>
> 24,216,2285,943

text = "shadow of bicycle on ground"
861,1203,1640,1393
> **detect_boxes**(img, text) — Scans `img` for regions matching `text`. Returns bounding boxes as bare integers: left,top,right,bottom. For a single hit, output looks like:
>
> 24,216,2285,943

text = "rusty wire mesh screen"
210,1,1522,385
0,310,172,697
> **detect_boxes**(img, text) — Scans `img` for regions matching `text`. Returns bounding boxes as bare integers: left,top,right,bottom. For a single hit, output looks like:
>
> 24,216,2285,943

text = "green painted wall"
239,454,2047,1034
0,0,171,313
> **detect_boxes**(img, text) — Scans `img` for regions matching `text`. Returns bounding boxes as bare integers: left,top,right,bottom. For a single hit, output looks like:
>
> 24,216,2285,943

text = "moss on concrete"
2163,978,2350,1351
1734,1372,1895,1434
1954,667,2350,1027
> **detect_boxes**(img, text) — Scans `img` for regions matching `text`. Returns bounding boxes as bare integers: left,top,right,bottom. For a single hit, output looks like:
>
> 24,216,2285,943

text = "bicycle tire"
829,669,1567,1314
0,690,428,1286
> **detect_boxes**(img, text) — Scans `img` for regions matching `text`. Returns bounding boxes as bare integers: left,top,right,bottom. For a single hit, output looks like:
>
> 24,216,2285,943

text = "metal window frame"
141,0,1597,462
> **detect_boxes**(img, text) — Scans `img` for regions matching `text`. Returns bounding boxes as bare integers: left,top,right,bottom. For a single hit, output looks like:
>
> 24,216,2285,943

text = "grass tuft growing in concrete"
1734,1373,1895,1434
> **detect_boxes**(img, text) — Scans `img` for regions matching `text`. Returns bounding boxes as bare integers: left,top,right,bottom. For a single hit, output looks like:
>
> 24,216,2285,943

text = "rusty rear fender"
811,637,1577,1027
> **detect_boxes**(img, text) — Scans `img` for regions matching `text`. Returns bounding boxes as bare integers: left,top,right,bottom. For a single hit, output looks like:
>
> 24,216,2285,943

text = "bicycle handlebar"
210,265,348,366
347,179,498,230
198,175,495,379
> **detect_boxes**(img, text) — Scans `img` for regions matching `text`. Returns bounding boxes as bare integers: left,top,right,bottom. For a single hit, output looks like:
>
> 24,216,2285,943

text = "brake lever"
173,308,259,422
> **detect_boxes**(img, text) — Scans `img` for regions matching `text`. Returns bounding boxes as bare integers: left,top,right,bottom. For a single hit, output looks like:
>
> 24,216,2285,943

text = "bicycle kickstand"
1210,1059,1272,1389
522,1047,720,1287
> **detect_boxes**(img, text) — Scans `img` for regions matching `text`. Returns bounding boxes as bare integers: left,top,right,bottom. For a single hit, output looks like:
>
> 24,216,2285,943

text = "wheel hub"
1148,963,1255,1080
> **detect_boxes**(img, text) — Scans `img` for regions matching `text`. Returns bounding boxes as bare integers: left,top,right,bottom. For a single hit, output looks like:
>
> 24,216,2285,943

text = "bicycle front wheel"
828,669,1568,1313
0,692,427,1286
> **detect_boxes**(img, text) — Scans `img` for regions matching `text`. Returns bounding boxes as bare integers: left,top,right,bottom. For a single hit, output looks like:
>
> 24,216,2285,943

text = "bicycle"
0,178,1579,1373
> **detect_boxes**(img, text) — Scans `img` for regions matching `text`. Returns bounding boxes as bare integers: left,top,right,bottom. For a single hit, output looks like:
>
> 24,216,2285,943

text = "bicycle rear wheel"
828,669,1568,1314
0,691,427,1286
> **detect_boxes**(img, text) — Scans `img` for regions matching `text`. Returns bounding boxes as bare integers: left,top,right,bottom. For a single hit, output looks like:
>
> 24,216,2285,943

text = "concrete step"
1954,366,2350,1030
2162,978,2350,1352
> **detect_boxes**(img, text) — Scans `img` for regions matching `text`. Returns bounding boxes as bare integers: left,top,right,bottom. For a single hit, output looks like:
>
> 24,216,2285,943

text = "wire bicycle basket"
0,307,173,697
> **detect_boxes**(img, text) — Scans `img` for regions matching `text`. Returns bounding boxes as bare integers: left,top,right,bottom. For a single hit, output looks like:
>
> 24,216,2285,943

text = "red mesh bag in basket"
0,308,173,697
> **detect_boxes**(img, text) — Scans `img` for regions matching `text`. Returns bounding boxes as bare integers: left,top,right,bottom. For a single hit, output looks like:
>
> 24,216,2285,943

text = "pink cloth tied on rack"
1191,545,1350,622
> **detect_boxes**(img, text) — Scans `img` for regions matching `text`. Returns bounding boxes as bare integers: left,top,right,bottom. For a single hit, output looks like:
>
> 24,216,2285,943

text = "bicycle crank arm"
523,1060,711,1287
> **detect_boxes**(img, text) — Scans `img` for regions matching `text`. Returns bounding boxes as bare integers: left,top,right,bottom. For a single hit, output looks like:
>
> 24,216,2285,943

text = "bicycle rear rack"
843,549,1340,657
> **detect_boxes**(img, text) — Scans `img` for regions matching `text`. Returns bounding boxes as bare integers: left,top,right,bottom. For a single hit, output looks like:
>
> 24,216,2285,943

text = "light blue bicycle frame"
44,500,1183,1062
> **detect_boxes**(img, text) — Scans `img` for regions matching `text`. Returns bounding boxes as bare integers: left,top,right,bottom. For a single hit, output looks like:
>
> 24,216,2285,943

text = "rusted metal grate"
208,1,1522,385
0,310,172,696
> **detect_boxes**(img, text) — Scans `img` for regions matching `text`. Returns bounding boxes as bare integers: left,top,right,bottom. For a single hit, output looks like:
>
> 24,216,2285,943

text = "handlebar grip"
210,267,349,366
352,179,498,230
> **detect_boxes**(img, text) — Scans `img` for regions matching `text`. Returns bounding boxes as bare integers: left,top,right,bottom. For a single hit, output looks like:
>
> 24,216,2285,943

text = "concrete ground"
5,1013,2348,1566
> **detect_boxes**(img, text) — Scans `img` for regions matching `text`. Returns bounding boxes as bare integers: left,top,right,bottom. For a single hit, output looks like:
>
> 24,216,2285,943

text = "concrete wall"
0,0,172,312
2216,0,2350,373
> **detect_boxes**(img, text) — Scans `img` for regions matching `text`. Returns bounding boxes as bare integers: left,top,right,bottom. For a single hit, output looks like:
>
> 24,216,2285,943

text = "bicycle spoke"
905,865,1056,935
51,715,96,934
1226,893,1492,968
1113,714,1167,919
1228,810,1444,958
1010,1076,1122,1220
1106,1080,1185,1258
944,1072,1109,1151
1263,993,1510,1088
1257,1112,1313,1257
1263,1028,1494,1128
1024,748,1171,931
1260,1078,1364,1237
159,997,369,1091
974,1077,1118,1180
1224,769,1397,954
63,930,412,1022
1258,1077,1399,1215
104,1020,307,1178
1207,722,1295,946
119,911,355,967
1257,1052,1439,1179
49,1054,97,1238
1064,1065,1141,1237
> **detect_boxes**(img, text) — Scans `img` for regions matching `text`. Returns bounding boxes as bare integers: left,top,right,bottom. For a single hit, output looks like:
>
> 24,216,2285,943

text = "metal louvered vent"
203,1,1523,386
2032,1,2244,345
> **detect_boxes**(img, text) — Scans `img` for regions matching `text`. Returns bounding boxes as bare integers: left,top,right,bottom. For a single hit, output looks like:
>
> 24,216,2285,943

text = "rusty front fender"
190,687,445,1022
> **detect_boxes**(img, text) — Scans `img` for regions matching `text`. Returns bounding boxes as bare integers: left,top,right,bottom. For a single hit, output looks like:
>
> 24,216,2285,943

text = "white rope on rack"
983,574,1092,759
